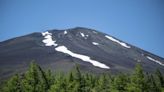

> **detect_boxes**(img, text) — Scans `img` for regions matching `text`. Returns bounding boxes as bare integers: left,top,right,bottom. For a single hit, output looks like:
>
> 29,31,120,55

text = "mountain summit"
0,27,164,79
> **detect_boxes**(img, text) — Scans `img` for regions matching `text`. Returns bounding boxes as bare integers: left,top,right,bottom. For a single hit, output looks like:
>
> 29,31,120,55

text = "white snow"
55,46,110,69
80,32,85,37
64,30,67,34
92,42,99,45
80,32,89,39
105,35,131,48
42,31,51,36
146,56,164,66
42,31,58,46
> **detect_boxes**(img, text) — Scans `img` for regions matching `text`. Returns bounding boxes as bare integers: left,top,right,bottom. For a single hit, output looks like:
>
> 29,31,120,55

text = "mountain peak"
0,27,164,80
72,27,96,31
47,27,98,34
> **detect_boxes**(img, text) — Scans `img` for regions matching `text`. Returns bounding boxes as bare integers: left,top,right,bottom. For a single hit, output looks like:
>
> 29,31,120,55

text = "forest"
1,62,164,92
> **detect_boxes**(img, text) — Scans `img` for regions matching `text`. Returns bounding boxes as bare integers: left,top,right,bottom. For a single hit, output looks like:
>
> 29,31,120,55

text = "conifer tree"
73,66,85,92
49,73,68,92
144,73,161,92
21,61,48,92
3,74,21,92
67,71,76,91
2,62,164,92
45,69,54,87
97,74,110,92
84,73,92,92
127,63,145,92
155,69,164,91
111,73,128,92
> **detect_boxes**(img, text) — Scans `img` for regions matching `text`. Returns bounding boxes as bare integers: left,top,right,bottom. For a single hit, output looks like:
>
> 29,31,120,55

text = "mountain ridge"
0,27,164,80
2,27,163,59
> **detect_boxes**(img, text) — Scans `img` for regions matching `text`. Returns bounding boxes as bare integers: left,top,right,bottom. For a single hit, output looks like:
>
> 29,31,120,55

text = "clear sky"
0,0,164,58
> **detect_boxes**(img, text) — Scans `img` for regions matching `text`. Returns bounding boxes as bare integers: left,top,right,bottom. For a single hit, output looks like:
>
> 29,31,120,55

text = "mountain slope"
0,27,164,80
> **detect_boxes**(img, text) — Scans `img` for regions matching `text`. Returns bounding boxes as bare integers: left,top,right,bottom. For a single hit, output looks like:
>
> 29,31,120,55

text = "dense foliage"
2,62,164,92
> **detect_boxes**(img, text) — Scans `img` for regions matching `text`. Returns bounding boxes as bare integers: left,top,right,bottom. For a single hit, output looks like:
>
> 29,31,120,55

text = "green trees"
3,74,21,92
21,62,49,92
48,74,67,92
144,73,160,92
2,61,52,92
73,66,86,92
96,74,110,92
127,64,145,92
2,62,164,92
155,69,164,92
111,74,128,92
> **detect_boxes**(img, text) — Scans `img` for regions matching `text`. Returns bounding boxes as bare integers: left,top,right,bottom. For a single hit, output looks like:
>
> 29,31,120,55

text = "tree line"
1,62,164,92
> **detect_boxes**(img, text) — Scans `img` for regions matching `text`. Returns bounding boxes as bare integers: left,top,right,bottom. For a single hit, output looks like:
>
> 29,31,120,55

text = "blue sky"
0,0,164,58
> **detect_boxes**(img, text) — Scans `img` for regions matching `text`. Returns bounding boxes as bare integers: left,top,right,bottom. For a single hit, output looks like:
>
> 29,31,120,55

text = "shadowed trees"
2,62,164,92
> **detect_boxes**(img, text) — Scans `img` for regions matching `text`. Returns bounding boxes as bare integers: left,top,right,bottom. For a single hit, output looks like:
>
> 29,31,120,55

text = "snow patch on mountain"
42,31,58,46
64,30,67,34
55,46,110,69
105,35,131,48
146,56,164,66
41,31,109,69
80,32,88,39
92,42,99,45
80,32,85,37
42,31,51,36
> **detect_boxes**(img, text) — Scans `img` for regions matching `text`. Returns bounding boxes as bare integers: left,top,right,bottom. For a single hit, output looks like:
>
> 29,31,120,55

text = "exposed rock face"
0,27,164,80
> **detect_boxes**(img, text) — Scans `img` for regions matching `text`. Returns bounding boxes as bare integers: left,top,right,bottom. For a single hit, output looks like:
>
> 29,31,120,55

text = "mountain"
0,27,164,80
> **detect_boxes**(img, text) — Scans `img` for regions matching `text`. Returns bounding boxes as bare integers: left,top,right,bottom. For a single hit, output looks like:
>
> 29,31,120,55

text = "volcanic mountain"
0,27,164,80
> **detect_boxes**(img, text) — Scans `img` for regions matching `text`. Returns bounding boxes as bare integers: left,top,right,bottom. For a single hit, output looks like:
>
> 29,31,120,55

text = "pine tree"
21,61,48,92
73,66,85,92
155,69,164,91
67,71,76,91
3,74,21,92
48,73,67,92
127,63,145,92
45,69,54,87
96,74,110,92
83,73,96,92
2,61,164,92
144,73,161,92
111,73,128,92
